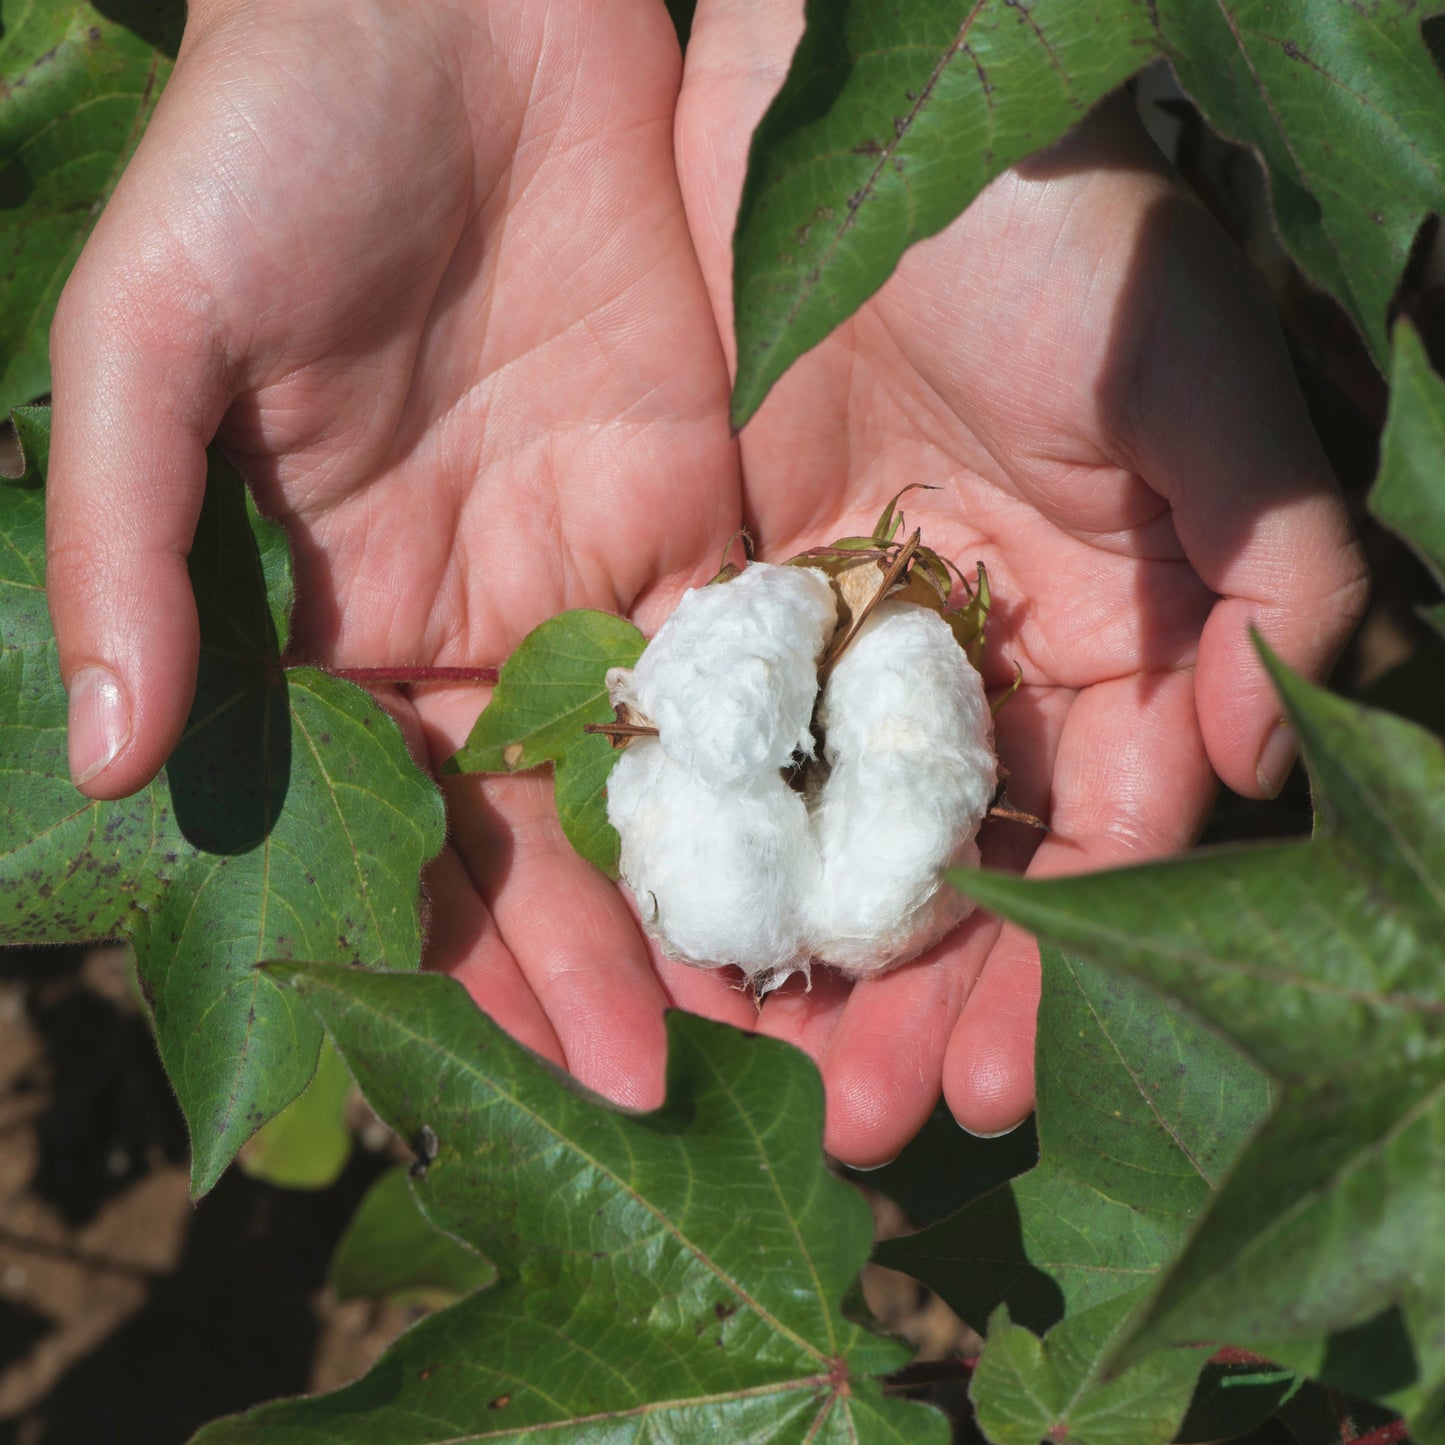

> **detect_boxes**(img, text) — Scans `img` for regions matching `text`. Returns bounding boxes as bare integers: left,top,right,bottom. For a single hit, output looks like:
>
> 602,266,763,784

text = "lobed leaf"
881,948,1270,1334
971,1295,1207,1445
192,964,948,1444
446,608,645,877
731,0,1445,424
950,651,1445,1437
0,0,182,412
0,407,446,1196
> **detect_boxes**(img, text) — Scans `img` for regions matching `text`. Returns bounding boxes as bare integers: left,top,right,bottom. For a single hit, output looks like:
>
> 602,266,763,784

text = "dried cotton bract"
604,559,998,993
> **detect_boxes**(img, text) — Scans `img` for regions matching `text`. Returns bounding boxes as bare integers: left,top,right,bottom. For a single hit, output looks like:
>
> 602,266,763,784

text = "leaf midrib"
308,978,833,1367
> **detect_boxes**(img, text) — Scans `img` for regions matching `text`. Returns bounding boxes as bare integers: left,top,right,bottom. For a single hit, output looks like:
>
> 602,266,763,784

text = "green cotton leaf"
328,1166,496,1307
730,0,1445,425
1371,320,1445,636
445,609,645,878
236,1038,353,1191
971,1296,1208,1445
0,0,182,413
191,964,948,1445
730,0,1153,427
880,949,1270,1334
0,408,446,1197
950,649,1445,1438
879,947,1267,1445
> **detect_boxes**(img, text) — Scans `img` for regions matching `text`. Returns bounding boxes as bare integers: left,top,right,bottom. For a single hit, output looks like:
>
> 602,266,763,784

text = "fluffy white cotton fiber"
805,603,996,973
605,563,997,987
618,562,837,786
606,741,814,980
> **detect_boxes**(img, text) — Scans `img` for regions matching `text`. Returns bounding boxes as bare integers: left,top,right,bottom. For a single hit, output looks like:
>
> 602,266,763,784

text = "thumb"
46,234,231,799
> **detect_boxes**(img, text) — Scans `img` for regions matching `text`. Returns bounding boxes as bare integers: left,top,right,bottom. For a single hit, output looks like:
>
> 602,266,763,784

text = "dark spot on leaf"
409,1124,438,1179
714,1301,738,1320
489,1394,512,1410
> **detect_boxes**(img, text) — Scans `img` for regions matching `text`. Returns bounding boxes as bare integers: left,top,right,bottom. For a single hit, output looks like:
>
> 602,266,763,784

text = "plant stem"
310,664,500,687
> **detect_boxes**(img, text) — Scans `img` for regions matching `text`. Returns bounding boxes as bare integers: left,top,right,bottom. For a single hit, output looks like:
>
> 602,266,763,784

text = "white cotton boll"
606,737,813,980
805,602,996,974
624,563,836,786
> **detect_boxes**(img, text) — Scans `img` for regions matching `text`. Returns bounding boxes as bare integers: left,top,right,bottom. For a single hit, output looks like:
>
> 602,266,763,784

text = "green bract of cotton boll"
605,563,998,992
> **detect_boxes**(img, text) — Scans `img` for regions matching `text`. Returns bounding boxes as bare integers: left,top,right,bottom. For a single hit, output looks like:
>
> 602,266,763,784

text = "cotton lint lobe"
806,602,996,973
605,562,998,984
624,563,837,783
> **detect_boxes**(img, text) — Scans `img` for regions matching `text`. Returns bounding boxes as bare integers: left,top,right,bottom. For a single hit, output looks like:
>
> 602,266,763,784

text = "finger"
447,770,673,1112
945,668,1215,1134
1116,199,1367,799
817,915,992,1168
649,949,764,1035
47,234,230,798
422,844,567,1069
808,682,1063,1165
753,970,852,1072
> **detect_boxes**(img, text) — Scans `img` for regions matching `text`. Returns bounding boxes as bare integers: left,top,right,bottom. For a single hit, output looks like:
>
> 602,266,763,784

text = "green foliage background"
3,0,1445,1442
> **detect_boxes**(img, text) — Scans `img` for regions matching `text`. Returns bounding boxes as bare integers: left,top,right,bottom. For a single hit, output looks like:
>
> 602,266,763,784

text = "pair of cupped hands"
45,0,1366,1166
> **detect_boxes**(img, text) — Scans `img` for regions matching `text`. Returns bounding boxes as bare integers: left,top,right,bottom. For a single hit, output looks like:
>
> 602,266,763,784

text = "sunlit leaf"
445,610,644,878
732,0,1445,424
192,965,948,1444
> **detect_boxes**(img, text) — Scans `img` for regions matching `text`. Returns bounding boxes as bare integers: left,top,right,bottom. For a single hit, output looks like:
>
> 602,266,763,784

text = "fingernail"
959,1117,1026,1140
68,666,131,787
847,1155,900,1173
1256,723,1298,800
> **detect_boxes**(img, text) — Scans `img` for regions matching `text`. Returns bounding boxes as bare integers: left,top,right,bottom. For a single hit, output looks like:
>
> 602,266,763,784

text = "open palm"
675,0,1366,1158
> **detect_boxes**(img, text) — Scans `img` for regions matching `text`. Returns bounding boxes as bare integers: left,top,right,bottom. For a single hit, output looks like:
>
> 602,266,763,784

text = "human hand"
675,0,1368,1161
45,0,760,1108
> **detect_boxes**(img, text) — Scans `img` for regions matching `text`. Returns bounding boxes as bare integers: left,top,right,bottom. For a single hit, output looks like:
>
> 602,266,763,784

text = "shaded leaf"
950,651,1445,1436
192,964,948,1444
236,1038,353,1191
445,609,645,877
0,0,182,412
1371,320,1445,636
329,1165,496,1306
880,949,1270,1335
1175,1360,1303,1445
731,0,1445,425
0,407,445,1196
843,1103,1038,1230
971,1295,1206,1445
